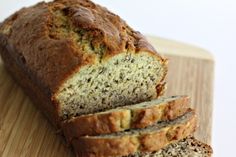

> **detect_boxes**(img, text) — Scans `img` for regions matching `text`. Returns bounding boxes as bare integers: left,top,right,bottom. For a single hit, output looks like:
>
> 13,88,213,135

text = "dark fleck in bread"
72,110,197,157
0,0,167,126
62,95,190,142
127,136,213,157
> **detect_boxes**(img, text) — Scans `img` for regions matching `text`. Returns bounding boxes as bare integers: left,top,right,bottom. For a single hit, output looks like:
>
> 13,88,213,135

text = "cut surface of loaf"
62,95,190,142
72,110,197,157
58,52,166,119
127,136,213,157
0,0,167,123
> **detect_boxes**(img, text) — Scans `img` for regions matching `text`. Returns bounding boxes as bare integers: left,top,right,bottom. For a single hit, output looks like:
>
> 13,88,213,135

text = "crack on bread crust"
48,7,106,62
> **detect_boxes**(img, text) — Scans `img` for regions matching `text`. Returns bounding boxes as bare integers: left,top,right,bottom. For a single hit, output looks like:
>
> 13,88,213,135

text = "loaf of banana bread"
0,0,167,126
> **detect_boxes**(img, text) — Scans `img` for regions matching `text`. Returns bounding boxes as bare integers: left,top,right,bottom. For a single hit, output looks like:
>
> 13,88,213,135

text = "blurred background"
1,0,236,156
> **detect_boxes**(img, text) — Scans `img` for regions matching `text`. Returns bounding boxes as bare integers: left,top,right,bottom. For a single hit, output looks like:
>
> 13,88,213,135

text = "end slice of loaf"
72,110,197,157
0,0,167,124
127,136,213,157
62,95,190,142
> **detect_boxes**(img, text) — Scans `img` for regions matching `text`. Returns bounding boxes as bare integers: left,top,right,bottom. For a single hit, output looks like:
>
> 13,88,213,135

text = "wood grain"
0,37,214,157
148,37,214,145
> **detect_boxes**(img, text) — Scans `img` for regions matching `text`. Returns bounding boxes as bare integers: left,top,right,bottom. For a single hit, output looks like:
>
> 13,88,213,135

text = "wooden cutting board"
0,36,214,157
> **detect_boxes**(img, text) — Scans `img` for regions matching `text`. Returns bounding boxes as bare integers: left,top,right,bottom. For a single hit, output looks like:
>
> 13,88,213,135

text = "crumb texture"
58,53,165,118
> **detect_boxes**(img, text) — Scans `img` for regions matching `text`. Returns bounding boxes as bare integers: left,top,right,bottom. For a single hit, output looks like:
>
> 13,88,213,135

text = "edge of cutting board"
147,36,214,60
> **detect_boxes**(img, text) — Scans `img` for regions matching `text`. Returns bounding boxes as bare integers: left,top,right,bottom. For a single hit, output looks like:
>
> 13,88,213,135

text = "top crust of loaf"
0,0,166,95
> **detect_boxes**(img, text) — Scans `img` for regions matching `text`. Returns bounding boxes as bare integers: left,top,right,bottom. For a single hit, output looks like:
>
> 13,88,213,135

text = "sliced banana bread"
128,136,213,157
62,95,190,142
0,0,167,125
72,110,197,157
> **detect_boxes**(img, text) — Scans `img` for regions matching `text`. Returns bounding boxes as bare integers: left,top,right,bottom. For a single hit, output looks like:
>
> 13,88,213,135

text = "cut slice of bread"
127,136,213,157
71,110,197,157
62,95,190,142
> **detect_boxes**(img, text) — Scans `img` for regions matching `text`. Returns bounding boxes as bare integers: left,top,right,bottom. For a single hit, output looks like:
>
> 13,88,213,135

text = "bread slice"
62,95,190,142
127,136,213,157
0,0,167,125
71,110,197,157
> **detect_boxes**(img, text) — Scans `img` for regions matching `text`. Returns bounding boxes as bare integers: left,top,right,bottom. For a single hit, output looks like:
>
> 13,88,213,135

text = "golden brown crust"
62,96,190,143
72,111,197,157
0,34,61,126
131,96,190,128
0,0,167,125
155,82,167,98
62,110,131,143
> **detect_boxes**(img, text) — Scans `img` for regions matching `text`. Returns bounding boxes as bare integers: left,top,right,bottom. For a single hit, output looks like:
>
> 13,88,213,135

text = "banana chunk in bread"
0,0,167,124
128,136,212,157
72,110,197,157
62,95,190,142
